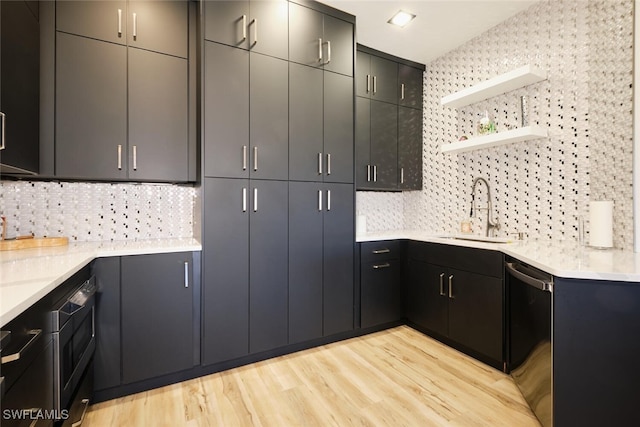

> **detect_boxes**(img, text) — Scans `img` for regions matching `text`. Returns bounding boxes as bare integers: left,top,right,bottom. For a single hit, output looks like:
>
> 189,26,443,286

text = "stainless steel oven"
51,276,96,427
506,259,553,427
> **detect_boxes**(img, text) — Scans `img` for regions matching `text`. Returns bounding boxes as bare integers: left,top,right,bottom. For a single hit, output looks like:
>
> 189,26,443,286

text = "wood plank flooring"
85,326,541,426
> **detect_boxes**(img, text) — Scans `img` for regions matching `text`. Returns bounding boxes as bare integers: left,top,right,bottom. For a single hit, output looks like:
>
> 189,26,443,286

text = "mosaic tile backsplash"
359,0,634,251
0,181,196,242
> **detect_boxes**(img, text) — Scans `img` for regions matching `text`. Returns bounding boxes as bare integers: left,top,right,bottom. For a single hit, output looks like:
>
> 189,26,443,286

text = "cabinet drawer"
361,240,400,263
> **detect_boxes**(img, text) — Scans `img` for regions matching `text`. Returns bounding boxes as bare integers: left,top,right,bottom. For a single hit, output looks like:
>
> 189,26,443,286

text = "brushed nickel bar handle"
373,75,377,94
373,165,378,182
325,40,331,64
117,9,122,37
253,146,258,171
132,145,137,170
242,146,247,170
71,399,90,427
242,188,247,212
253,18,257,44
372,263,391,269
184,262,189,288
448,275,455,299
0,112,5,150
366,75,371,93
401,83,405,100
327,153,331,175
117,145,122,170
253,188,258,212
439,273,445,296
132,12,137,39
367,164,371,182
241,15,247,41
327,190,331,211
318,190,322,211
372,248,390,254
318,38,323,62
318,153,323,175
401,167,404,184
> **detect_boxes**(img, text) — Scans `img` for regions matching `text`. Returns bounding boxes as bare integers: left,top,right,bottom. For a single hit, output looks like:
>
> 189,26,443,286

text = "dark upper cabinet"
356,52,398,104
289,2,353,77
204,0,288,60
121,252,196,384
128,48,188,182
0,0,40,174
56,0,127,45
54,1,192,182
355,98,398,190
202,178,250,365
288,181,354,343
127,0,188,58
398,106,422,190
55,33,128,180
289,63,353,183
204,42,288,180
398,64,423,109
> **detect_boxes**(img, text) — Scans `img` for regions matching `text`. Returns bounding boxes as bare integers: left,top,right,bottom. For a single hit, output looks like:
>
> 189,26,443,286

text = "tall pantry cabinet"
202,0,356,366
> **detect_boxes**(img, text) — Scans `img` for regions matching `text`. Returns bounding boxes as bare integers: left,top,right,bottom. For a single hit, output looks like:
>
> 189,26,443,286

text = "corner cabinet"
406,241,504,369
53,0,195,182
93,252,200,392
360,241,403,328
355,45,424,191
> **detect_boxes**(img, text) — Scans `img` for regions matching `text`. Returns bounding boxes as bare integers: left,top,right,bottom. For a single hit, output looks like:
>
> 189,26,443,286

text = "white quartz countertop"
0,238,201,326
357,230,640,283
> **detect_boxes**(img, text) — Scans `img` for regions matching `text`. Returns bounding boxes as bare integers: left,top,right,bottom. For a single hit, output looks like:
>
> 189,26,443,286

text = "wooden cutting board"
0,237,69,251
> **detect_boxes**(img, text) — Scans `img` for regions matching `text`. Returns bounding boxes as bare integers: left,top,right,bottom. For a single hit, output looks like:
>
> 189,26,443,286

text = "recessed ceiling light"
388,10,416,28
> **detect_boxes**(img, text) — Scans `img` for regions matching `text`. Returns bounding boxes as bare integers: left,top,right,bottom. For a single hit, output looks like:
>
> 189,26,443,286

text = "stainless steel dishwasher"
506,259,553,427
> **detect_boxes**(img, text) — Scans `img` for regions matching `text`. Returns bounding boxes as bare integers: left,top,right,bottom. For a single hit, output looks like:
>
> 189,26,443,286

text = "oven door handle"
506,262,553,292
1,329,42,364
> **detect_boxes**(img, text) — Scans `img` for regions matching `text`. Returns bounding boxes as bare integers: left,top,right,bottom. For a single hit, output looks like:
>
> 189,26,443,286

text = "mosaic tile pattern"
356,191,404,232
361,0,634,250
0,181,196,242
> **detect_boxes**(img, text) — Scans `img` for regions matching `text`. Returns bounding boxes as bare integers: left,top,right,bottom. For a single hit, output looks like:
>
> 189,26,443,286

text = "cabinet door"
93,257,121,391
324,72,354,184
371,56,398,104
288,182,323,344
56,0,127,45
0,0,39,173
370,100,398,189
355,52,371,98
204,42,249,179
249,0,288,60
249,54,288,180
361,258,402,328
203,178,250,365
398,106,422,190
421,263,450,337
323,14,353,77
121,253,195,384
355,97,371,189
128,0,188,58
288,63,323,182
204,0,249,48
398,64,423,109
323,183,354,336
128,48,188,182
56,33,127,180
249,180,288,353
289,2,323,69
448,268,502,362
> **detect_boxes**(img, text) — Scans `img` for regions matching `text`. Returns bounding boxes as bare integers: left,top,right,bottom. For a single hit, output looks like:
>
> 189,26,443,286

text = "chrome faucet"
470,177,500,237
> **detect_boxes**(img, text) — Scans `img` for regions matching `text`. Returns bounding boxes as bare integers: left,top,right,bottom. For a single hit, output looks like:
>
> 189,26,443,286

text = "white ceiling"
320,0,539,65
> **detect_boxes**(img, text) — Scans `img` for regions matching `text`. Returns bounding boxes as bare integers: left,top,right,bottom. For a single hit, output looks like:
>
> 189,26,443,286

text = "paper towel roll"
589,201,613,248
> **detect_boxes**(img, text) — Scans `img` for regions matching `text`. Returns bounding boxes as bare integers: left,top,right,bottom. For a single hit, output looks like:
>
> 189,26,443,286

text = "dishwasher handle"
506,262,553,292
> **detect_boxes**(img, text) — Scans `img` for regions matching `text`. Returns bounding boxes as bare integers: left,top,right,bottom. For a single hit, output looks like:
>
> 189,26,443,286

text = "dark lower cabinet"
288,182,354,343
360,241,403,328
405,241,503,368
121,253,197,384
93,252,199,391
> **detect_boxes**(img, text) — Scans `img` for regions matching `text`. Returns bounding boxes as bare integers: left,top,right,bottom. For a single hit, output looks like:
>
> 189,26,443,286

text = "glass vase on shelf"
476,110,496,135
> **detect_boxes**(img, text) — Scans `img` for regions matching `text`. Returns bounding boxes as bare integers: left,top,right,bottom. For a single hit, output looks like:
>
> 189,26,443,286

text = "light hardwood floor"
85,326,541,426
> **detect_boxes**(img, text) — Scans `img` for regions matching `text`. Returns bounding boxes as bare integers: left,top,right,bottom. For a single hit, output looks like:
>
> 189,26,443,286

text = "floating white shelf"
441,126,548,154
441,65,547,108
